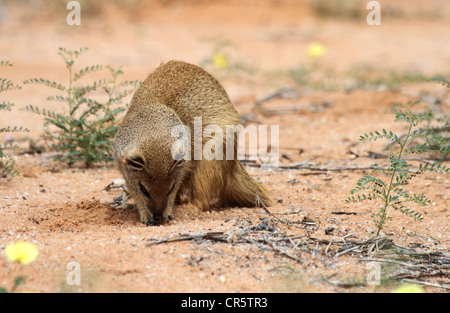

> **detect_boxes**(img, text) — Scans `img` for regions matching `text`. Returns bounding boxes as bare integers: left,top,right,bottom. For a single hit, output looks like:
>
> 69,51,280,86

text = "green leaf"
23,78,66,91
0,60,13,67
0,126,29,133
0,101,14,111
429,76,450,88
73,64,104,81
11,276,26,292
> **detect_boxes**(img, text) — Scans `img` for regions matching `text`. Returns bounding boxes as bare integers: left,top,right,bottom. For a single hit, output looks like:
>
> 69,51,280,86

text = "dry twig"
146,232,229,246
242,160,382,172
142,198,449,290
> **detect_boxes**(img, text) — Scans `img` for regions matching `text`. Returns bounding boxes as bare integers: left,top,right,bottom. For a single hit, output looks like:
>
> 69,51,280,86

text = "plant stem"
66,54,75,147
376,123,413,236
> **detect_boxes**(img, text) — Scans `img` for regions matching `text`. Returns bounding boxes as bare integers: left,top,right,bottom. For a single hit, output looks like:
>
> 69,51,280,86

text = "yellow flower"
307,42,326,58
5,241,39,265
212,53,228,69
391,283,424,293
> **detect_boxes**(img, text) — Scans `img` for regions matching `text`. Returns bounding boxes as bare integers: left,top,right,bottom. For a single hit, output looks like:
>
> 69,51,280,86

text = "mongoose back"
113,60,274,225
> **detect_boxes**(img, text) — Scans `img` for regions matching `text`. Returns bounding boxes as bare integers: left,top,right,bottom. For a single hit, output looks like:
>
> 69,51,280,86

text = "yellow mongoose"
113,60,274,225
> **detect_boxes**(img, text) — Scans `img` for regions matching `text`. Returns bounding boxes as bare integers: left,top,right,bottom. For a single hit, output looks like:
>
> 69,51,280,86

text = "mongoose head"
119,133,187,224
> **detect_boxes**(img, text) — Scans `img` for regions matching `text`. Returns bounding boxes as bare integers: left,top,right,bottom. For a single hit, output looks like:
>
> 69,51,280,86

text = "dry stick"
331,211,357,215
146,232,228,246
363,255,450,270
242,232,309,266
281,164,379,171
334,237,389,257
325,236,333,255
146,224,309,265
235,228,308,266
253,87,298,117
289,237,304,251
255,194,284,224
392,270,450,282
321,278,366,289
342,233,357,242
242,160,382,172
254,195,308,265
275,210,303,215
259,237,308,266
145,205,310,265
254,87,297,106
359,257,426,268
388,268,450,290
400,279,450,290
335,245,361,257
244,159,424,175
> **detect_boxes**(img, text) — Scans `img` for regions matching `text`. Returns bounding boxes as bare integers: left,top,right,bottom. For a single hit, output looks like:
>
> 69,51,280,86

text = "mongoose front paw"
139,209,155,226
161,215,174,223
139,212,174,226
142,217,156,226
153,213,173,224
143,213,173,225
163,211,174,222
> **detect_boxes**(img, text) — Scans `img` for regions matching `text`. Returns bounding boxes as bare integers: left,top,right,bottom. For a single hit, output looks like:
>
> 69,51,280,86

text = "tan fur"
113,60,274,225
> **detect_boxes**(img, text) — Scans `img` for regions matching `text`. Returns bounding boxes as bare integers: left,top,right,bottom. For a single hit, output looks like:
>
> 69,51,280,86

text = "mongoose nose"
153,213,164,222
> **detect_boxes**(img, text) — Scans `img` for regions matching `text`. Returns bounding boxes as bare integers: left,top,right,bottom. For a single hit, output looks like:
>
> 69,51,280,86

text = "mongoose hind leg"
189,160,223,212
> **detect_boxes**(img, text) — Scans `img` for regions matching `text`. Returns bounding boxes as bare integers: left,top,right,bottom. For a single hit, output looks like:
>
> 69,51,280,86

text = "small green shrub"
0,61,29,177
346,106,449,236
24,47,140,167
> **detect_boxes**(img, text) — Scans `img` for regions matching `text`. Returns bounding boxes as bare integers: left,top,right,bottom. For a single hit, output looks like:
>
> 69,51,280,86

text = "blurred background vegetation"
1,0,448,88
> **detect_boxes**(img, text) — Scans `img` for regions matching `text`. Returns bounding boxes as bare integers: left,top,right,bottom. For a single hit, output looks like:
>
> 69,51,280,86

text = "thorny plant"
346,105,449,236
24,47,140,167
0,61,29,177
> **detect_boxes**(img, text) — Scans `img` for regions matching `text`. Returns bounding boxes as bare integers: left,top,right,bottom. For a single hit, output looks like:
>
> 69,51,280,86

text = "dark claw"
153,213,164,222
143,214,173,226
162,215,174,222
142,217,156,226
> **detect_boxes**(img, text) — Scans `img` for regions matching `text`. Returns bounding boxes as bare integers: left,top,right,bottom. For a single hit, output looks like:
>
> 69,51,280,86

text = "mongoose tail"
221,161,274,208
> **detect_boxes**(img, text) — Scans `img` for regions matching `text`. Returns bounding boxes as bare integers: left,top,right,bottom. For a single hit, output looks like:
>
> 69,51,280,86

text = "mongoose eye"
126,156,145,170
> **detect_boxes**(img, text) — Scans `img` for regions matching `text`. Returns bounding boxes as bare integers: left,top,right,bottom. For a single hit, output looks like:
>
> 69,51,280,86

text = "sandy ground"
0,0,449,293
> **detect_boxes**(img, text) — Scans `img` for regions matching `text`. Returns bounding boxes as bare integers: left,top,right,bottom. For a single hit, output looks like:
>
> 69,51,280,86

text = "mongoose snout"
113,60,274,226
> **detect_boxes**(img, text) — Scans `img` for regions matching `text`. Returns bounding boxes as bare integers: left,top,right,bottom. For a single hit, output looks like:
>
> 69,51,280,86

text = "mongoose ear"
125,156,145,171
